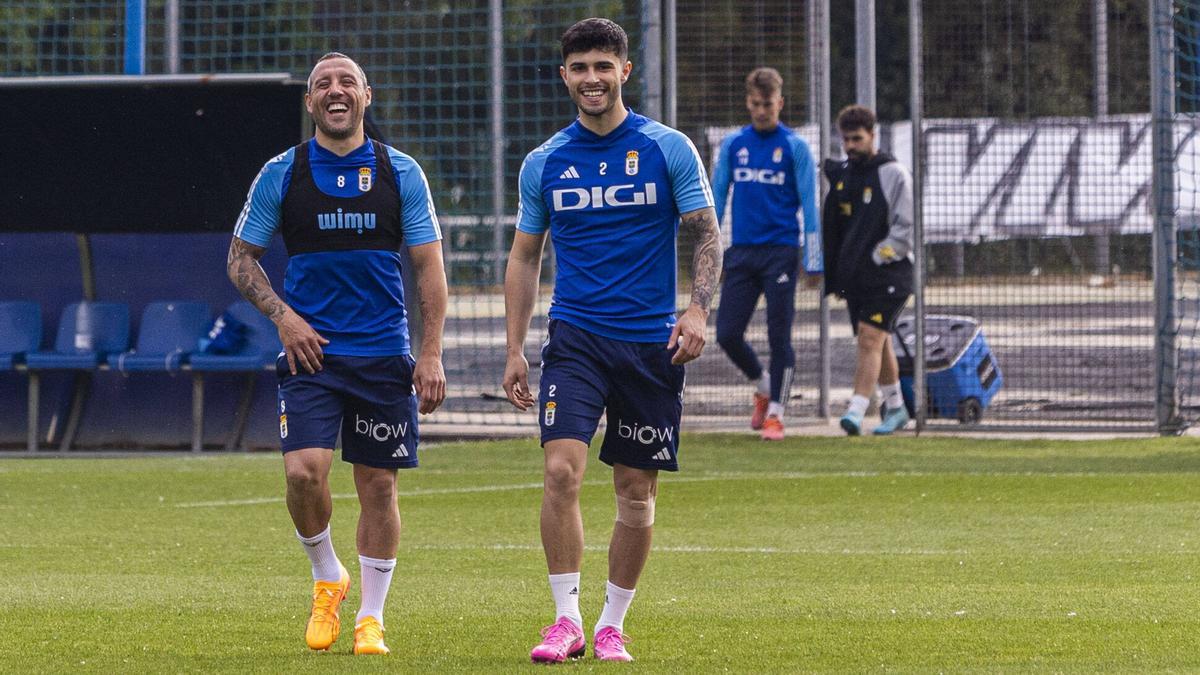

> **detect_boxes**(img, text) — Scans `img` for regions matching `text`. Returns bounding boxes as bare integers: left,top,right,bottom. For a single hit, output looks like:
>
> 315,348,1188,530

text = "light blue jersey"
712,123,822,273
517,110,714,343
233,138,441,356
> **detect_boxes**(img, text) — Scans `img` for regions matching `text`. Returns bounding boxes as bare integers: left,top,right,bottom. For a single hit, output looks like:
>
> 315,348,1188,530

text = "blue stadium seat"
23,302,130,451
188,301,281,451
25,302,130,370
109,302,211,373
0,301,41,370
188,300,281,372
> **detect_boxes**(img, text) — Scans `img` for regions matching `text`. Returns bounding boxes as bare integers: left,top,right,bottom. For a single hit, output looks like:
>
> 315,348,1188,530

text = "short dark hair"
561,18,628,61
745,67,783,97
307,51,368,91
836,104,876,132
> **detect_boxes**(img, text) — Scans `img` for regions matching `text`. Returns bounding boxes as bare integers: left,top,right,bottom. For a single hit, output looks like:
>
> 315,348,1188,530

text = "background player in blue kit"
227,52,448,656
711,67,822,441
502,18,722,664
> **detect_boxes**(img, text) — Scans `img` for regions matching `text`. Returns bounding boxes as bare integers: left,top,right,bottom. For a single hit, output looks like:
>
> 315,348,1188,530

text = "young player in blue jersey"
711,67,822,441
502,18,722,664
227,52,448,656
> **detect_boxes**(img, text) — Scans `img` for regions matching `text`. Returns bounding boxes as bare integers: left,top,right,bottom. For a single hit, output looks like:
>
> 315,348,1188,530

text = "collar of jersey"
568,108,640,144
308,136,374,164
747,122,788,139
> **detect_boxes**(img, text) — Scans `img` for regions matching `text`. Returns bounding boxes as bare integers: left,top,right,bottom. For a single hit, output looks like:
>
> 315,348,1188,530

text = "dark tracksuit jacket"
821,151,914,300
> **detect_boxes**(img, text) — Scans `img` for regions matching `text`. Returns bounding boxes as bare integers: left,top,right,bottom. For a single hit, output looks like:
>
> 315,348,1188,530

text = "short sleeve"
653,128,714,214
389,150,442,246
516,154,550,235
233,149,293,247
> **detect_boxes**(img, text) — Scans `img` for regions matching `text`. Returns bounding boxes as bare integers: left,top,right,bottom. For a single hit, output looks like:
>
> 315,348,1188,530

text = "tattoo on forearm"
680,209,722,311
227,238,288,321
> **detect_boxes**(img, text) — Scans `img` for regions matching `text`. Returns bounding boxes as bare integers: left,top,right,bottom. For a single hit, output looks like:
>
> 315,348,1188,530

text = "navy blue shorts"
538,319,686,471
276,353,419,469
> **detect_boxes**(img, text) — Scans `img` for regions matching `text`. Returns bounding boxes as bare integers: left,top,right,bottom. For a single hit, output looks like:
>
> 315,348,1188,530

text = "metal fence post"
124,0,145,75
641,0,663,121
664,0,677,128
856,0,876,112
166,0,180,74
1094,0,1111,275
811,0,832,419
1150,0,1181,434
910,0,926,433
490,0,505,285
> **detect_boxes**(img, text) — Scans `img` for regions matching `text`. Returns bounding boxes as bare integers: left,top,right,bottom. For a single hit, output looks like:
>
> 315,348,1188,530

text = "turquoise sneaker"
873,406,910,435
839,410,863,436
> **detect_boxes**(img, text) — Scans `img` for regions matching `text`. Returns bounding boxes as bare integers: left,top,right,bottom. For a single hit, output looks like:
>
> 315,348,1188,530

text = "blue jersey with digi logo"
711,123,822,273
233,137,441,356
517,110,714,343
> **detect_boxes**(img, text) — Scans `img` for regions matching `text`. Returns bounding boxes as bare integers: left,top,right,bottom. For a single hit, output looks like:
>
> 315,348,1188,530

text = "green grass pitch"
2,434,1199,672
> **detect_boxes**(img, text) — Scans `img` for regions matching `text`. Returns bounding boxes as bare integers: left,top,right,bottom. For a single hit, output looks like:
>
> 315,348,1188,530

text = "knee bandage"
615,493,655,528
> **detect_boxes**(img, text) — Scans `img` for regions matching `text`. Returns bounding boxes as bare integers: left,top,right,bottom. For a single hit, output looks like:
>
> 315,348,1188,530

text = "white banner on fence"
707,115,1200,244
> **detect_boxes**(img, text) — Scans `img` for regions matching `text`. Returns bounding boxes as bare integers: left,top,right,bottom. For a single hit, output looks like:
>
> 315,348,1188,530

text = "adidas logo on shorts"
392,444,409,458
652,447,672,461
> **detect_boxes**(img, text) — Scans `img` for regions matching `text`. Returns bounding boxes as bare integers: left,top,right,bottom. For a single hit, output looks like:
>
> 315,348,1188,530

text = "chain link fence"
912,0,1156,429
3,0,1195,433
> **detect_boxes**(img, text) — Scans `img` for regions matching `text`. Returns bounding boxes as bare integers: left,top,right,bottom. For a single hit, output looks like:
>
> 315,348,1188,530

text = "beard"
573,89,617,117
313,112,360,140
847,149,871,164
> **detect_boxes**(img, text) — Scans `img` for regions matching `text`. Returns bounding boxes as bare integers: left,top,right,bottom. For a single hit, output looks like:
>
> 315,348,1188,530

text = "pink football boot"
593,626,633,662
530,616,585,663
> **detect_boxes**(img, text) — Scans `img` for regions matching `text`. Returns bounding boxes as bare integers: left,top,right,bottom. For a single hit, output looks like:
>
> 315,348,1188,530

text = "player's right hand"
502,352,536,411
276,308,329,375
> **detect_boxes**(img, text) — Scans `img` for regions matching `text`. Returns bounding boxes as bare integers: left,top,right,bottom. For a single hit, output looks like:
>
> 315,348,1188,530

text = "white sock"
356,555,396,625
296,525,341,583
754,375,769,396
846,394,869,418
595,581,636,634
767,401,785,420
549,572,583,629
881,382,904,410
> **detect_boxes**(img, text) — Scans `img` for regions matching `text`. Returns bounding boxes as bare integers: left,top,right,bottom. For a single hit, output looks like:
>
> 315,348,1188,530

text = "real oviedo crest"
625,150,639,176
358,167,372,192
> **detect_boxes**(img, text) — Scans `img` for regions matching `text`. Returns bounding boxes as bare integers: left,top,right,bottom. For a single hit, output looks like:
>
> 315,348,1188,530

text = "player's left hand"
871,238,906,265
413,353,446,415
668,304,709,365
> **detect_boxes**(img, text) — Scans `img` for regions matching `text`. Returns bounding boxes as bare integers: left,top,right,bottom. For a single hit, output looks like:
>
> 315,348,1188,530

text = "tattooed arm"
226,237,327,375
668,206,723,365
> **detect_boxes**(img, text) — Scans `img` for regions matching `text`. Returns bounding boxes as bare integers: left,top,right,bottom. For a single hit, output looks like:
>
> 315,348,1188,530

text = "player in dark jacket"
822,105,914,435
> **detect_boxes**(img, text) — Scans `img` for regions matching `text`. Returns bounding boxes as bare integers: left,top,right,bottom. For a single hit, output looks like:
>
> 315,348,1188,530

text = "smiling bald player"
227,52,448,657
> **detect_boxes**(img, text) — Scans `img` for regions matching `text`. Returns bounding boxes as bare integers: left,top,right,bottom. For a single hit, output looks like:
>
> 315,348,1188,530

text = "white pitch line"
171,474,846,508
408,542,963,556
174,480,549,506
170,470,1149,509
175,470,1169,508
